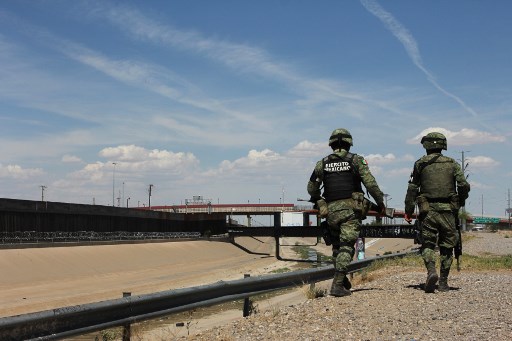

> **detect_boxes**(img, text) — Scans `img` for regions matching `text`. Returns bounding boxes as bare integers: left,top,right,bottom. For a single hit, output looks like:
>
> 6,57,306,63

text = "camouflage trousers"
326,198,361,273
421,209,458,274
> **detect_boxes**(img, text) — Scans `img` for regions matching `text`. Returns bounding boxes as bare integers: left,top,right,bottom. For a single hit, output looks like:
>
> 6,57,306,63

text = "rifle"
304,198,332,246
367,200,395,219
320,220,332,246
454,211,462,272
413,219,423,245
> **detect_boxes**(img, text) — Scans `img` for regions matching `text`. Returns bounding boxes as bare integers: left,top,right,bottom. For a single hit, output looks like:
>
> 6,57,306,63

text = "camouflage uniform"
308,128,384,297
404,132,470,293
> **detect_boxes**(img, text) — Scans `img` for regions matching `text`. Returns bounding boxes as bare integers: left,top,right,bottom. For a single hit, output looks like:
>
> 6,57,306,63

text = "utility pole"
508,188,511,229
40,185,47,202
460,151,470,230
384,194,392,224
148,184,154,209
112,162,117,206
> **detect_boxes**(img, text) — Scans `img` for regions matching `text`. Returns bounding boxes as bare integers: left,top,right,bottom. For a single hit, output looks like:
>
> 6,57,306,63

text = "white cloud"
363,153,396,165
408,127,506,146
387,167,412,177
62,154,82,163
368,165,383,175
466,156,500,169
0,164,44,179
218,149,284,174
66,162,106,183
469,180,493,190
98,145,199,172
402,154,415,162
287,140,327,158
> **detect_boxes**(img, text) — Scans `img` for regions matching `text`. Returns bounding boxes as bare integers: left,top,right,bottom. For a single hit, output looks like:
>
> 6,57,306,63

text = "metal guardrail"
228,224,419,239
228,222,420,260
0,250,419,341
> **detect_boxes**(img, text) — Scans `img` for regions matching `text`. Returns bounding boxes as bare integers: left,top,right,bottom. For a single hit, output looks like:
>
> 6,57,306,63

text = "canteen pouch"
450,194,460,211
417,195,430,215
351,192,365,213
362,198,371,219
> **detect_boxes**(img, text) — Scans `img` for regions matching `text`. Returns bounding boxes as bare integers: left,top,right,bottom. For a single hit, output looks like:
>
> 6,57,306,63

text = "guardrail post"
122,292,131,341
243,274,251,317
274,212,281,259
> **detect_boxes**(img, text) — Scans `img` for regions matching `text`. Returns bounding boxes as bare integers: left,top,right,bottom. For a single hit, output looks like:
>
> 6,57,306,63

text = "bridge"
147,203,511,227
149,203,302,215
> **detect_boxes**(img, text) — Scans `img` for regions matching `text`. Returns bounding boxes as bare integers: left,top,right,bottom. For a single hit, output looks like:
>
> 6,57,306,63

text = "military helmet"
329,128,353,147
421,132,447,150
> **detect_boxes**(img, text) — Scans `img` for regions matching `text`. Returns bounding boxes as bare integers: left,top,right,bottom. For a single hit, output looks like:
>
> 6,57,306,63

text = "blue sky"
0,0,511,218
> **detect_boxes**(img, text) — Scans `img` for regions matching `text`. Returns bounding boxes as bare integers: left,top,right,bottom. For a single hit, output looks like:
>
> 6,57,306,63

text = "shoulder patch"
361,159,368,165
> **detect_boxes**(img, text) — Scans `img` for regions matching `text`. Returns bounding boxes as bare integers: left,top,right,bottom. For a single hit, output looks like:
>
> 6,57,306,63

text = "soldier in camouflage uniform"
308,128,385,297
404,132,470,293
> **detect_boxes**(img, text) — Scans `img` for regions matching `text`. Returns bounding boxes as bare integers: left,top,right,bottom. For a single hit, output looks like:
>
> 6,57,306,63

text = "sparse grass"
301,282,327,299
266,302,281,318
366,254,424,272
462,254,512,270
270,267,292,273
94,328,122,341
291,243,331,263
247,300,259,316
461,232,477,243
352,253,512,287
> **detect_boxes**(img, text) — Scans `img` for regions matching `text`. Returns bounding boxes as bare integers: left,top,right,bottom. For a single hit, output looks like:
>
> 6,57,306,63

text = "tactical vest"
418,155,456,201
322,153,362,202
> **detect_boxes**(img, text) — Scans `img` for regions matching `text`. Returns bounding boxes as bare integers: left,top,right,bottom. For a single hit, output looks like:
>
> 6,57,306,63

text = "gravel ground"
183,231,512,341
463,231,512,256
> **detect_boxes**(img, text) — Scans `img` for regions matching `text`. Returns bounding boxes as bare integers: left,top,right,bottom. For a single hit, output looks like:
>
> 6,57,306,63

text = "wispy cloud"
60,42,263,127
99,4,298,83
94,3,411,120
360,0,479,118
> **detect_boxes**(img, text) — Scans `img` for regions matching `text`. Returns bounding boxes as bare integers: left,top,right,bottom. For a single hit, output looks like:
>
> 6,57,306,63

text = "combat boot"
330,271,351,297
343,274,352,290
331,248,351,289
438,270,450,292
424,262,438,293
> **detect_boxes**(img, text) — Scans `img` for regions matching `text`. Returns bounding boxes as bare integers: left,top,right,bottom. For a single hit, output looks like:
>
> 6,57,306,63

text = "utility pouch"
417,195,430,215
317,199,329,218
450,194,460,211
351,192,364,212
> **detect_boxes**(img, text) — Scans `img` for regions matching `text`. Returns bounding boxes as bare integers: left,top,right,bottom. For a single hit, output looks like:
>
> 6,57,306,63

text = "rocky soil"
183,231,512,341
